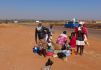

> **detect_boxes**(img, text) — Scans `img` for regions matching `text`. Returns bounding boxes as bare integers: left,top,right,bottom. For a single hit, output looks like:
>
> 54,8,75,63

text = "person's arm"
47,33,51,43
86,28,88,38
67,35,70,43
35,28,37,44
83,27,88,38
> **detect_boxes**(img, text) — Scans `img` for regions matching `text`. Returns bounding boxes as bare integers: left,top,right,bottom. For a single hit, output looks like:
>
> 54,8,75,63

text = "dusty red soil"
0,24,101,70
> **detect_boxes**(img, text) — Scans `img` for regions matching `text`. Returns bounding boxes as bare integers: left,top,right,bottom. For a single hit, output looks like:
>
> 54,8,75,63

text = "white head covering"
36,21,40,23
78,27,81,31
79,21,85,25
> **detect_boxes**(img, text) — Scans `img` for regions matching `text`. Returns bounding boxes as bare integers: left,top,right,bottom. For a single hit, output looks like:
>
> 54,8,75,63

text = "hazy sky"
0,0,101,20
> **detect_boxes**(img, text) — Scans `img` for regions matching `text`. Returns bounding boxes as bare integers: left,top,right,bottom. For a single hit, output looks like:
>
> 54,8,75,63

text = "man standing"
35,22,50,48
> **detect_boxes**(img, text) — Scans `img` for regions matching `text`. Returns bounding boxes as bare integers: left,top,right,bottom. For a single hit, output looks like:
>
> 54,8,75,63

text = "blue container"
33,47,40,53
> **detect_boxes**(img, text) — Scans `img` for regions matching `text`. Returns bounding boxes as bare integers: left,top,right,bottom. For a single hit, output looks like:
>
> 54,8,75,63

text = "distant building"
14,21,18,23
35,20,40,23
96,20,101,24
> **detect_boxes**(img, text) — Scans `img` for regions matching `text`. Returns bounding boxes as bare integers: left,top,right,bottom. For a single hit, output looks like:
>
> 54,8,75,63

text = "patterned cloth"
56,34,67,46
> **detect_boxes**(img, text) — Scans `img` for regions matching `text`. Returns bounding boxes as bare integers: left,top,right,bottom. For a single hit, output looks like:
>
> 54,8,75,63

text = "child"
42,58,53,70
70,32,76,55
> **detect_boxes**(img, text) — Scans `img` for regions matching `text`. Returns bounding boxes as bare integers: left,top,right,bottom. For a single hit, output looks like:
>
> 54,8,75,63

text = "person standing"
75,22,87,55
49,24,54,40
35,22,49,48
70,32,76,55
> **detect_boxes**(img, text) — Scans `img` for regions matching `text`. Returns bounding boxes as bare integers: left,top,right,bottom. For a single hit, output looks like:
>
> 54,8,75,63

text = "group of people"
33,21,88,60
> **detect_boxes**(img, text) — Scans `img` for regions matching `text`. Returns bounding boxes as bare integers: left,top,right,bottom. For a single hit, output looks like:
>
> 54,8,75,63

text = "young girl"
70,32,76,55
42,58,53,70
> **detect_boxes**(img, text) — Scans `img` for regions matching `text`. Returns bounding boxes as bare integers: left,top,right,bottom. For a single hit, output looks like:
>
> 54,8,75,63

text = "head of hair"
83,24,86,27
78,24,82,27
50,24,53,28
63,31,67,34
71,32,75,36
38,23,42,27
45,58,53,66
66,47,69,50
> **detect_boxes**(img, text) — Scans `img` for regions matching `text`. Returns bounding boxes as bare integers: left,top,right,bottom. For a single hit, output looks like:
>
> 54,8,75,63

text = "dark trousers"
77,45,84,55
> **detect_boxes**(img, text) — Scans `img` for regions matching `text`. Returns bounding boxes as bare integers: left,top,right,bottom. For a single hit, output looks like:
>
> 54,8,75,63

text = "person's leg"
76,45,80,55
76,40,80,55
82,46,84,55
38,49,42,56
39,39,47,48
38,39,42,46
72,48,75,55
80,46,82,55
40,48,46,57
80,46,84,55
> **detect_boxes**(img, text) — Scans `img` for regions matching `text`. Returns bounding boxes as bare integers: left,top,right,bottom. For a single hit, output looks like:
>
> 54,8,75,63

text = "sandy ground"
0,24,101,70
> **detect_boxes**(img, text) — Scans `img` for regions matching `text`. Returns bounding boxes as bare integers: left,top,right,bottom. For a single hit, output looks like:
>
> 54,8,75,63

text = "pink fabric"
56,34,67,46
70,36,76,48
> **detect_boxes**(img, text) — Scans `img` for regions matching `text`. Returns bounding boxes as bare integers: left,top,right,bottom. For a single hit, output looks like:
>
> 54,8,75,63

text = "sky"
0,0,101,20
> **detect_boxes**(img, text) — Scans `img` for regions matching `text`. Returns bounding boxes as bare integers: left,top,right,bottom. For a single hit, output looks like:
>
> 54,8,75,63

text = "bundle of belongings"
53,47,71,60
33,46,47,57
33,37,71,61
33,42,54,57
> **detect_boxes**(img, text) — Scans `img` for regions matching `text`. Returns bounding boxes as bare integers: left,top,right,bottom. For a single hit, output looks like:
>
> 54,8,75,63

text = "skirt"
76,40,85,46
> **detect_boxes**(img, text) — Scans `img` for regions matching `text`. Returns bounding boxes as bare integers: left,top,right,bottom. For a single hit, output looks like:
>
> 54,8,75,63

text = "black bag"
57,52,66,59
45,58,53,66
